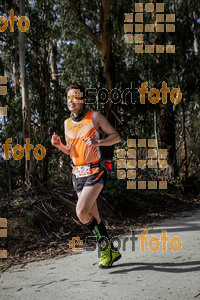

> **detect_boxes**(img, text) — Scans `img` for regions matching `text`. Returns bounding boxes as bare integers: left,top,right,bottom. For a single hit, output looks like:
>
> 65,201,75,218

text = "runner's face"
67,89,85,114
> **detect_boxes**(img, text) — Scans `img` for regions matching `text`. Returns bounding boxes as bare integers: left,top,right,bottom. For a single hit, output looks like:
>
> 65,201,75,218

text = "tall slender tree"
19,0,32,184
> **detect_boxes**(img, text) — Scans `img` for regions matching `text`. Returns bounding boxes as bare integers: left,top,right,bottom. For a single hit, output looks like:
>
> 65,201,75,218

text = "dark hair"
66,84,85,99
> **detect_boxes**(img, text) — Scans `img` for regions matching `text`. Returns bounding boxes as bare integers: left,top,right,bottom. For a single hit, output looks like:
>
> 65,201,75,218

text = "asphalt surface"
1,210,200,300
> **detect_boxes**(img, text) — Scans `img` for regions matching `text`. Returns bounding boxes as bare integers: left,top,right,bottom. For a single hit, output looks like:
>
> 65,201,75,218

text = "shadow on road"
109,260,200,274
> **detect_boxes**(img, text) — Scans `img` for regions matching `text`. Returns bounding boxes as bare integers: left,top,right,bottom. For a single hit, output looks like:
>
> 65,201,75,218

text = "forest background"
0,0,200,269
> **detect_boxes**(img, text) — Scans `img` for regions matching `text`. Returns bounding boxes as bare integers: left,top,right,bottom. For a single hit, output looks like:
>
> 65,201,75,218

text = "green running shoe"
98,238,112,269
111,247,121,266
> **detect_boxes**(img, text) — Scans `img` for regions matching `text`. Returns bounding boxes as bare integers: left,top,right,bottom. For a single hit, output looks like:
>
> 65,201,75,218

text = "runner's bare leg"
77,190,101,223
89,200,101,224
77,184,109,247
76,183,103,224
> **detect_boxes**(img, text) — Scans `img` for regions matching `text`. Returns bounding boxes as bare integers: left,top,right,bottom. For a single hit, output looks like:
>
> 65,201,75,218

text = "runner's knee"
76,205,89,222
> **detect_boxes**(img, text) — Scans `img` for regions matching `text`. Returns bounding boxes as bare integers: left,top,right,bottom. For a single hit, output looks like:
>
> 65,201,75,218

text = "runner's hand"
83,137,98,147
51,132,61,148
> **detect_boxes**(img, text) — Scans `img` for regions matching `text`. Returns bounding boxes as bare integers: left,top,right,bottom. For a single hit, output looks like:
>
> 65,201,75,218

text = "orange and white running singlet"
64,111,101,166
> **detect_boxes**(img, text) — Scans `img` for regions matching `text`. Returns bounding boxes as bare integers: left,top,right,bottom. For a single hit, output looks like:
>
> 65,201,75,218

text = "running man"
51,85,121,268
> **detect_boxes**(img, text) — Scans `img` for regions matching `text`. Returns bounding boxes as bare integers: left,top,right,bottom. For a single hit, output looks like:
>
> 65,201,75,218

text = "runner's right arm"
51,132,70,155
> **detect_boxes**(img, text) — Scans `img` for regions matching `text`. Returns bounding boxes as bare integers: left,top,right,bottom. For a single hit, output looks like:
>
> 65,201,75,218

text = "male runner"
51,84,121,268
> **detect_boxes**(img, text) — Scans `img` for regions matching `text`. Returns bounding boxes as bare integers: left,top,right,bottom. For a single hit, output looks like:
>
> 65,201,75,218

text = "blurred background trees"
0,0,199,192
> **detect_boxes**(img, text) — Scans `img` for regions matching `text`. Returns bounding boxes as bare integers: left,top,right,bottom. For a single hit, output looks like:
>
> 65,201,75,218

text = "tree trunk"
181,98,188,183
159,103,177,178
68,0,114,99
41,0,50,184
100,0,112,92
154,110,158,152
187,0,199,55
13,31,19,94
192,10,198,55
68,0,116,158
99,0,115,158
49,42,58,82
175,63,187,182
152,0,177,179
19,0,32,185
7,161,12,193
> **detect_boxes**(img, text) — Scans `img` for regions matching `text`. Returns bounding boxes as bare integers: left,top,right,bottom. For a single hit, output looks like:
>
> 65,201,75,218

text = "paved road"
1,211,200,300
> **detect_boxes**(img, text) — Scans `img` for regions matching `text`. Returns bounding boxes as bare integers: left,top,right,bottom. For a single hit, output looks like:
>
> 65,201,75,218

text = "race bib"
75,165,92,178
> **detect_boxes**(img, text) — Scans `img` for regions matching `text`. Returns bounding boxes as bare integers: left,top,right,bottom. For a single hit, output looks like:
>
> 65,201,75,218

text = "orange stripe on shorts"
93,170,104,183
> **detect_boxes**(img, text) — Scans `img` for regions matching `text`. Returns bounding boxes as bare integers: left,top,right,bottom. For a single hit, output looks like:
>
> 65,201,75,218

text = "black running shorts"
72,167,107,193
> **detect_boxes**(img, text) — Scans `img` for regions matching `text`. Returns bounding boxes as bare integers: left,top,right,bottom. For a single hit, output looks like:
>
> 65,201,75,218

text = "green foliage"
104,177,126,198
25,209,42,227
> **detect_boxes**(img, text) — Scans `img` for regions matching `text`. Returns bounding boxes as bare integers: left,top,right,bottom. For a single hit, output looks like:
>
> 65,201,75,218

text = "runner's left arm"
83,112,120,147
